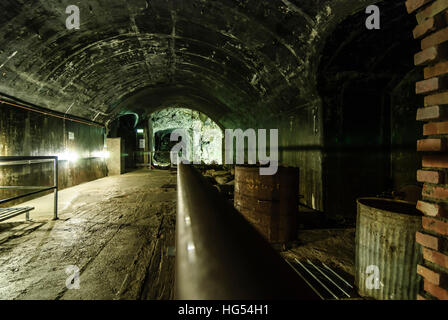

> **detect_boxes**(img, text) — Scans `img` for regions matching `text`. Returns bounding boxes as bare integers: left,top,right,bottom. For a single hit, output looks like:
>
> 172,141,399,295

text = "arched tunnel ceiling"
0,0,383,128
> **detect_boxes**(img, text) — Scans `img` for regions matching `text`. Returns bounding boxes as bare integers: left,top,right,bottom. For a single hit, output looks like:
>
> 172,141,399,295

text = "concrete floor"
0,169,177,300
0,167,357,300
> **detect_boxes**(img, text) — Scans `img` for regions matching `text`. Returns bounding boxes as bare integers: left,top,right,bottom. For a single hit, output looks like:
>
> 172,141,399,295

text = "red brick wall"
407,0,448,300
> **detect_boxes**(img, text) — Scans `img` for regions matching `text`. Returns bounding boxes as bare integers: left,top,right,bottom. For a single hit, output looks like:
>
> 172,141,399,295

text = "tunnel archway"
148,107,224,166
0,0,391,129
317,0,422,222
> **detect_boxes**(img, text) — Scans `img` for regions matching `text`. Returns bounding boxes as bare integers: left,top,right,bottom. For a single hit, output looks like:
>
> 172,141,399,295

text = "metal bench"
0,207,35,222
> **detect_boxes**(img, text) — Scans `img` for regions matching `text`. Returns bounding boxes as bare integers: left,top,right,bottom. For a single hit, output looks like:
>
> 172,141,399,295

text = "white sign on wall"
139,139,145,149
68,132,75,140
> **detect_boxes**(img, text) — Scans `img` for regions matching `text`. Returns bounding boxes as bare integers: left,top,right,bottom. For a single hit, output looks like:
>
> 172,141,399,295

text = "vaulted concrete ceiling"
0,0,380,127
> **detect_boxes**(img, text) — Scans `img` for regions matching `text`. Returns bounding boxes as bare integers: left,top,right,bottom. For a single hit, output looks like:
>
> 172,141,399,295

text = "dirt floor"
0,169,177,300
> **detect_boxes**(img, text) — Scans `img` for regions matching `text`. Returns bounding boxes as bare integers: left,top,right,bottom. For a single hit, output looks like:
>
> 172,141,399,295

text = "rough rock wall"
150,107,223,164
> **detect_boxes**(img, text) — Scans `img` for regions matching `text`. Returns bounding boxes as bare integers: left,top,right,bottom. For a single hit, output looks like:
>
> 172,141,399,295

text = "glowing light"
57,151,79,162
187,242,195,252
136,129,144,134
187,241,196,263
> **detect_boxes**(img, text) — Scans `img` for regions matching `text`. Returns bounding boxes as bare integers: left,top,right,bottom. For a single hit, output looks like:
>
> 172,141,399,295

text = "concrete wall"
107,114,137,170
106,138,125,176
390,69,423,190
265,101,324,212
0,102,108,206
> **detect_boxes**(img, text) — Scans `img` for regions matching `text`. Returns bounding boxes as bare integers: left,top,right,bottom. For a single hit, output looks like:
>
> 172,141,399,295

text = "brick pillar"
407,0,448,300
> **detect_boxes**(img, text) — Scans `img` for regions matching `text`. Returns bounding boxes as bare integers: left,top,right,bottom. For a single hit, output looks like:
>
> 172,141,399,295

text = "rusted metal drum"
355,198,422,300
234,166,299,244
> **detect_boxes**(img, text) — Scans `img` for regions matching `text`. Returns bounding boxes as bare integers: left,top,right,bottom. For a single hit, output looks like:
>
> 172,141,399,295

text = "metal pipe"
175,163,320,300
53,158,58,220
0,98,104,128
0,186,53,190
0,156,58,167
0,156,57,161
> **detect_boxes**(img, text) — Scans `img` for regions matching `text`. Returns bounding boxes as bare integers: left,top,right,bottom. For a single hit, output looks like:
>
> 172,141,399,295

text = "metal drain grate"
286,258,359,300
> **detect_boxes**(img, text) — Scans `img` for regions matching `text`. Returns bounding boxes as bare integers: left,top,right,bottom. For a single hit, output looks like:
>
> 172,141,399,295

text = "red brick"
424,280,448,299
407,0,434,13
417,170,445,184
416,0,448,24
425,60,448,79
423,121,448,134
423,248,448,269
417,294,428,300
422,26,448,50
415,11,448,38
422,216,448,235
414,17,438,39
417,105,448,120
417,138,447,151
416,77,442,94
416,231,441,250
415,46,441,65
418,200,448,217
425,91,448,106
422,183,448,199
418,264,443,285
422,154,448,168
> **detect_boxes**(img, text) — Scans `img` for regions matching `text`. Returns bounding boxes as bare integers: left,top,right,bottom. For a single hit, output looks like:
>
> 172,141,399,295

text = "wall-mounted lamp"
136,129,144,134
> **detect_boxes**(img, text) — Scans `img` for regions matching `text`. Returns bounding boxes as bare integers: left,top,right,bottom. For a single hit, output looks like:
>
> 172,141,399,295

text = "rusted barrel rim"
356,197,422,219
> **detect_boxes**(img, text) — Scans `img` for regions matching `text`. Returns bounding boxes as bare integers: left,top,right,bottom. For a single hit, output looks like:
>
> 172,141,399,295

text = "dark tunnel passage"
318,0,422,222
0,0,447,302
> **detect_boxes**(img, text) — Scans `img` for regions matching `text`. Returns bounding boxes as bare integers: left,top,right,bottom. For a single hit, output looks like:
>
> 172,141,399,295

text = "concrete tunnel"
0,0,446,302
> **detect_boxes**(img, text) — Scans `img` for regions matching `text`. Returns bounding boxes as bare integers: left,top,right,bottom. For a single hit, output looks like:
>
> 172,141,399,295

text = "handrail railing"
175,163,320,300
0,156,58,220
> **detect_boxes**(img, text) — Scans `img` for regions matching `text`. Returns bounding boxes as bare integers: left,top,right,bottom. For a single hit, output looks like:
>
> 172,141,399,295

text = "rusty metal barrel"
355,198,422,300
234,166,299,245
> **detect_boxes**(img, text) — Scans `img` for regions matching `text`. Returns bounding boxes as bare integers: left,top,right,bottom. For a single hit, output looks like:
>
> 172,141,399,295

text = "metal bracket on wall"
313,107,318,135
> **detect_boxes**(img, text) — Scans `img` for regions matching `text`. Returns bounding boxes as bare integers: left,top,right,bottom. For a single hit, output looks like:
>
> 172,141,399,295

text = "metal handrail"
0,156,58,220
175,163,320,300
